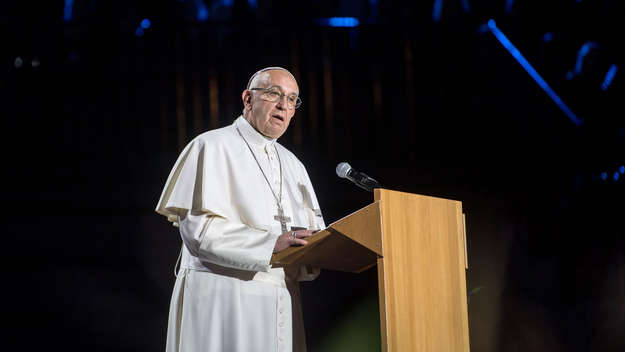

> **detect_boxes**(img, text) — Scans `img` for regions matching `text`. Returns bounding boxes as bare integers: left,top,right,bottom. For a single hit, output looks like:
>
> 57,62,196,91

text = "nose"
275,95,288,110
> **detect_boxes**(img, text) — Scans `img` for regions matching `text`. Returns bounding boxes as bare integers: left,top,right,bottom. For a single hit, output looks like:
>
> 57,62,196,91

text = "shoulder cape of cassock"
155,117,324,232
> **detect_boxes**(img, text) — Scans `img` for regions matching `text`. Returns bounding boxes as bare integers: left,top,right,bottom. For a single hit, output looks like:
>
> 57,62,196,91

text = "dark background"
3,1,624,351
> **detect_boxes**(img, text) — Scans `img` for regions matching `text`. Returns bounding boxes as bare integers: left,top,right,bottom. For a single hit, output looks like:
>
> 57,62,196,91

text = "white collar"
235,116,277,149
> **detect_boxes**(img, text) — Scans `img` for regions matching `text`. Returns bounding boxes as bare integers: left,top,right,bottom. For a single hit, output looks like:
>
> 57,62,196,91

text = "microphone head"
336,162,352,179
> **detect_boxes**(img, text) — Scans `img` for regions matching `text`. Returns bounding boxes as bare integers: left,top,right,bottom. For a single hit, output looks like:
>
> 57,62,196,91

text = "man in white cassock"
156,67,325,352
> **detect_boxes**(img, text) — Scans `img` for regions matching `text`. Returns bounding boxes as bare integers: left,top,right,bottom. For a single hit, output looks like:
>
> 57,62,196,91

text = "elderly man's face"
242,70,299,139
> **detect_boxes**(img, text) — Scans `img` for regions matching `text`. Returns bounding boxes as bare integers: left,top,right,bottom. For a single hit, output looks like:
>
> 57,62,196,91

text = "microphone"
336,162,382,192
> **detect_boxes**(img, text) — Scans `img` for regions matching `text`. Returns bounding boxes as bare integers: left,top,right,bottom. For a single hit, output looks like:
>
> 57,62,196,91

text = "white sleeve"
178,211,280,272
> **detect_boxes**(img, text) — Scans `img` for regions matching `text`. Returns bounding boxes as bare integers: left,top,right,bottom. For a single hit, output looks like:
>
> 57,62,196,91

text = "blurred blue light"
487,19,583,126
542,32,553,43
370,0,379,18
222,0,233,6
317,17,360,27
140,18,151,29
64,0,74,22
330,17,359,27
601,64,618,91
432,0,443,22
477,22,490,35
505,0,514,14
601,172,607,181
567,41,600,80
196,0,209,21
613,172,620,181
619,165,625,174
247,0,258,9
197,7,208,21
135,28,144,37
432,0,470,20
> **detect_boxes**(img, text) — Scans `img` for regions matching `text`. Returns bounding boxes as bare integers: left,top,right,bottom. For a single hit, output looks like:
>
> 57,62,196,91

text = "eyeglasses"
249,87,302,109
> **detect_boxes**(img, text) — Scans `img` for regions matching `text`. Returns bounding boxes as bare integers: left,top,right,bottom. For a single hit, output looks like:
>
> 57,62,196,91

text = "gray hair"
246,67,296,89
242,67,297,115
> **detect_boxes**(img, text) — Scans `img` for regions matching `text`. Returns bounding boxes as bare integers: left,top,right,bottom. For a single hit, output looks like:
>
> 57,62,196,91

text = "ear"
241,90,252,110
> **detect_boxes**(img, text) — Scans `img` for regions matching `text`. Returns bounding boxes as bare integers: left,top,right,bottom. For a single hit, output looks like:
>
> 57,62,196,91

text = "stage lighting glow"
316,17,360,27
614,172,620,181
31,58,40,68
14,57,23,68
369,0,379,19
330,17,359,27
433,0,470,21
135,28,144,37
64,0,74,22
566,41,600,80
140,19,151,29
198,8,209,21
477,22,489,34
542,32,554,43
505,0,515,13
619,166,625,174
432,0,443,22
487,19,583,126
601,64,618,91
196,0,209,21
601,172,607,181
247,0,258,9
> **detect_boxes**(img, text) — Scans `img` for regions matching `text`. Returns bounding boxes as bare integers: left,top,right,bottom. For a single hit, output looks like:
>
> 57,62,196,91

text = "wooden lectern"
272,189,470,352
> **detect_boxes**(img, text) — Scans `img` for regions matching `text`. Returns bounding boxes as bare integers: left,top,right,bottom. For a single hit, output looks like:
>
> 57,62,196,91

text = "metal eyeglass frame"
249,87,302,109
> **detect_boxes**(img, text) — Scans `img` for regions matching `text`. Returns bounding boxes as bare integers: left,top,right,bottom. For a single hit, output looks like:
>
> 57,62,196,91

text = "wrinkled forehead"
247,67,299,94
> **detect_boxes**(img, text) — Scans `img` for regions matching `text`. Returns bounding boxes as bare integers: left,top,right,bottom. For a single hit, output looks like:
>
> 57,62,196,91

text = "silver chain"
235,126,283,208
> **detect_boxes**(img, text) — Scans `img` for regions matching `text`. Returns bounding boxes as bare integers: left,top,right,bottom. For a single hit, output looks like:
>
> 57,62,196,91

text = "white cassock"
156,116,326,352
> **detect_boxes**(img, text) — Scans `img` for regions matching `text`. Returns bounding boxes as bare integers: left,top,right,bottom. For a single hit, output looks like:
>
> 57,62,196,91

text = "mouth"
271,114,285,122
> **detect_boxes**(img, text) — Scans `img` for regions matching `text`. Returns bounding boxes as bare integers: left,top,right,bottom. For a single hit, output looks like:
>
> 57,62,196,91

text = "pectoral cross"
274,205,292,233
